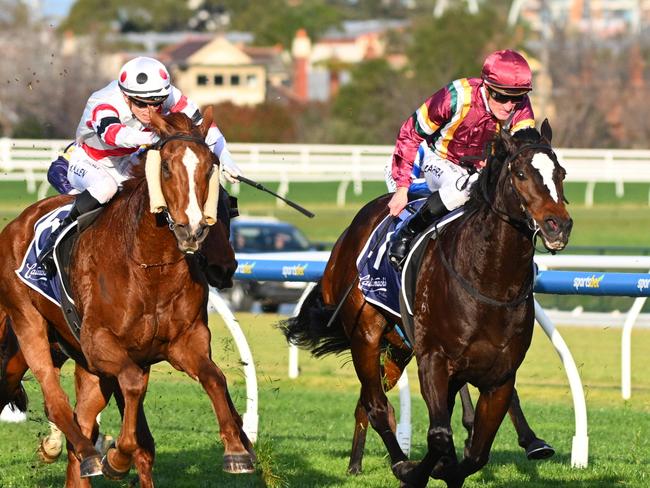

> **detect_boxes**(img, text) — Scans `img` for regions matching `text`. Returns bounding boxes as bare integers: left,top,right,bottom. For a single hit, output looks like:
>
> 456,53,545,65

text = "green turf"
0,315,649,487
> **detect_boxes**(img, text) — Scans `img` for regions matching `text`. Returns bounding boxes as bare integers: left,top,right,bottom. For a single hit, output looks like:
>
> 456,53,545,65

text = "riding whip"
235,175,315,218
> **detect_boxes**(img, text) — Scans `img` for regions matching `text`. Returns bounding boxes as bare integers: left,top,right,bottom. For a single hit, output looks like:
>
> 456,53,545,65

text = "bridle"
150,132,214,232
437,140,558,307
480,142,556,239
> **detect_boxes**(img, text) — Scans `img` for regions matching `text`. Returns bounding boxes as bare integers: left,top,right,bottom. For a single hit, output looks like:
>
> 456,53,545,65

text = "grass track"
1,180,650,486
1,314,649,487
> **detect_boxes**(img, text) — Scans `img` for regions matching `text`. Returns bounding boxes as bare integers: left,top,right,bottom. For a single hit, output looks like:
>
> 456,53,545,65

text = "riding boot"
388,191,448,269
37,190,101,272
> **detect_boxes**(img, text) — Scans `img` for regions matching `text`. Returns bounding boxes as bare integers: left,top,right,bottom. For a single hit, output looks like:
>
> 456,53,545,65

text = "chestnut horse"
282,121,572,487
0,108,253,487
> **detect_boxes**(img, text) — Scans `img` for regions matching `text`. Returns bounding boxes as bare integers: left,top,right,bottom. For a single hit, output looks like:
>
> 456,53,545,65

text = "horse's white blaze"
182,147,203,232
531,153,559,202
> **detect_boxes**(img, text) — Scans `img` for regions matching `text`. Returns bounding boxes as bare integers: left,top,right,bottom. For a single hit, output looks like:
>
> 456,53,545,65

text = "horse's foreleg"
90,340,149,480
508,387,555,460
458,384,475,450
446,376,516,488
168,325,255,474
113,379,156,488
9,309,100,474
65,364,113,487
394,353,455,488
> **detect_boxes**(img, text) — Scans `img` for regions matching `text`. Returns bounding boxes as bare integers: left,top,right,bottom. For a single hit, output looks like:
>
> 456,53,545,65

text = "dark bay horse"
282,121,572,487
0,108,253,487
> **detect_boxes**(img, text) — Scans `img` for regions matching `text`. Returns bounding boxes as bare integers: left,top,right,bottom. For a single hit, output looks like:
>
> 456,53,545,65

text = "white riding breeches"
421,147,478,210
67,149,136,204
385,146,479,210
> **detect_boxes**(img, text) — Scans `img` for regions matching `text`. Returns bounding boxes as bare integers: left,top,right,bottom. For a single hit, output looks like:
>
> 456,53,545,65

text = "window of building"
246,74,257,87
214,74,224,86
197,74,208,86
230,74,240,86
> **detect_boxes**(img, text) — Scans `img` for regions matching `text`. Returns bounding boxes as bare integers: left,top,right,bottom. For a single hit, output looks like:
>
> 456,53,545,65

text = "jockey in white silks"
38,56,241,269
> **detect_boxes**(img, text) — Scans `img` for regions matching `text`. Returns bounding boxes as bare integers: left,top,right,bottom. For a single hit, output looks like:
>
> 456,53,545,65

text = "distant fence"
3,138,650,206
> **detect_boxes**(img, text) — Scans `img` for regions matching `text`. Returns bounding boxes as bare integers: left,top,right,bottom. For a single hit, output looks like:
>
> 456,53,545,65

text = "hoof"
347,464,362,476
101,447,131,480
79,454,103,478
95,433,114,457
526,439,555,460
391,460,418,480
223,453,255,474
37,439,62,464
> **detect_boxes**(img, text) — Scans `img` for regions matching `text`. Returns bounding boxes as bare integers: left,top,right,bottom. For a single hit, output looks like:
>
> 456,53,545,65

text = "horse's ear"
500,128,517,154
199,105,214,139
149,107,175,138
540,118,553,143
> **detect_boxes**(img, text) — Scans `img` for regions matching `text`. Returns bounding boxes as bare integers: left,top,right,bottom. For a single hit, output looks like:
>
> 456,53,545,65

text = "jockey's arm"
205,125,241,183
167,86,242,184
92,105,156,148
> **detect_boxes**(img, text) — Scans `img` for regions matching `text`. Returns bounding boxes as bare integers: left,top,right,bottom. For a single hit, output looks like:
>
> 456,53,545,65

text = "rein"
437,224,534,308
153,133,207,151
435,141,553,308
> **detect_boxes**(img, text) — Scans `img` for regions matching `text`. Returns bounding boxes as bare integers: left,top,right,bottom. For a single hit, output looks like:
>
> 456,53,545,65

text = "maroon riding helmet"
481,49,533,96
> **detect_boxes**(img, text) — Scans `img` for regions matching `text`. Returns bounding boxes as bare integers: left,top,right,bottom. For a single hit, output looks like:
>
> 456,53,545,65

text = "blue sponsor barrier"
233,253,650,297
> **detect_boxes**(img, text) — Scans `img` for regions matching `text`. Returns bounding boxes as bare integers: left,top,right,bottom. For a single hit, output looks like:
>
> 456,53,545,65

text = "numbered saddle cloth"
356,201,464,318
15,204,76,306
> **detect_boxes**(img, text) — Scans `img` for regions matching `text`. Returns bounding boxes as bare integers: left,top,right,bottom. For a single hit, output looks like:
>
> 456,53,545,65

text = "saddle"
356,203,465,346
16,206,103,344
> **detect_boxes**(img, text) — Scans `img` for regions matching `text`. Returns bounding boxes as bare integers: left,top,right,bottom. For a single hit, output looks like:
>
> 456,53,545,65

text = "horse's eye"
515,170,526,180
161,160,170,179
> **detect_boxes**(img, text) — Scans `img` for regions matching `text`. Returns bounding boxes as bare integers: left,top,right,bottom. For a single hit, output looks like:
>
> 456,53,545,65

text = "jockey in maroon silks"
386,49,536,269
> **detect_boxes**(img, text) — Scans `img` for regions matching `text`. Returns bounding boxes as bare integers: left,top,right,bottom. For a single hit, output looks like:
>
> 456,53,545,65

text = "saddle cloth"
356,201,464,318
15,204,77,306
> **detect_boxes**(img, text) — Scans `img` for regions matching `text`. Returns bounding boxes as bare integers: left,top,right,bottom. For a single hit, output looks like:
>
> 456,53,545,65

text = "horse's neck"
119,188,182,265
458,205,534,292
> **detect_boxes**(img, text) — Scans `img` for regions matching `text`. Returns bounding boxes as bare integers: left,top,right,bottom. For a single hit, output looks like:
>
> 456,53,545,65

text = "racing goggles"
487,87,526,104
128,95,168,108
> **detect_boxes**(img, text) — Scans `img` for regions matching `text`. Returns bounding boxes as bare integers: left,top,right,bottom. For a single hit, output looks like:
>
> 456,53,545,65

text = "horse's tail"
278,281,350,357
0,312,28,412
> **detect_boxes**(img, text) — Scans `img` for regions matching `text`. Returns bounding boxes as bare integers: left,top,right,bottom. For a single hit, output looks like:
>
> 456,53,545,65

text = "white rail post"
534,300,588,468
621,294,647,399
208,290,258,443
396,369,411,456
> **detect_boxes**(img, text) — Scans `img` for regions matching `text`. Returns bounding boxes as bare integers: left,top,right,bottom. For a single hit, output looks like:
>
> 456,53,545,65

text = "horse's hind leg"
348,348,407,475
508,387,554,460
8,308,100,475
461,384,555,460
38,347,71,463
168,324,255,474
349,330,407,472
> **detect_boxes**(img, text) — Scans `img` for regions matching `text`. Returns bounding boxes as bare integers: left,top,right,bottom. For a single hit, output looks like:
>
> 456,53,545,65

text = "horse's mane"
463,127,542,216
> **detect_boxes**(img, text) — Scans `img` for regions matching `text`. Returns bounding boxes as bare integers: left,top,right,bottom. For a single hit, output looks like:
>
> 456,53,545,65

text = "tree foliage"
212,101,297,143
214,0,342,47
406,3,526,99
61,0,192,34
326,59,413,144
